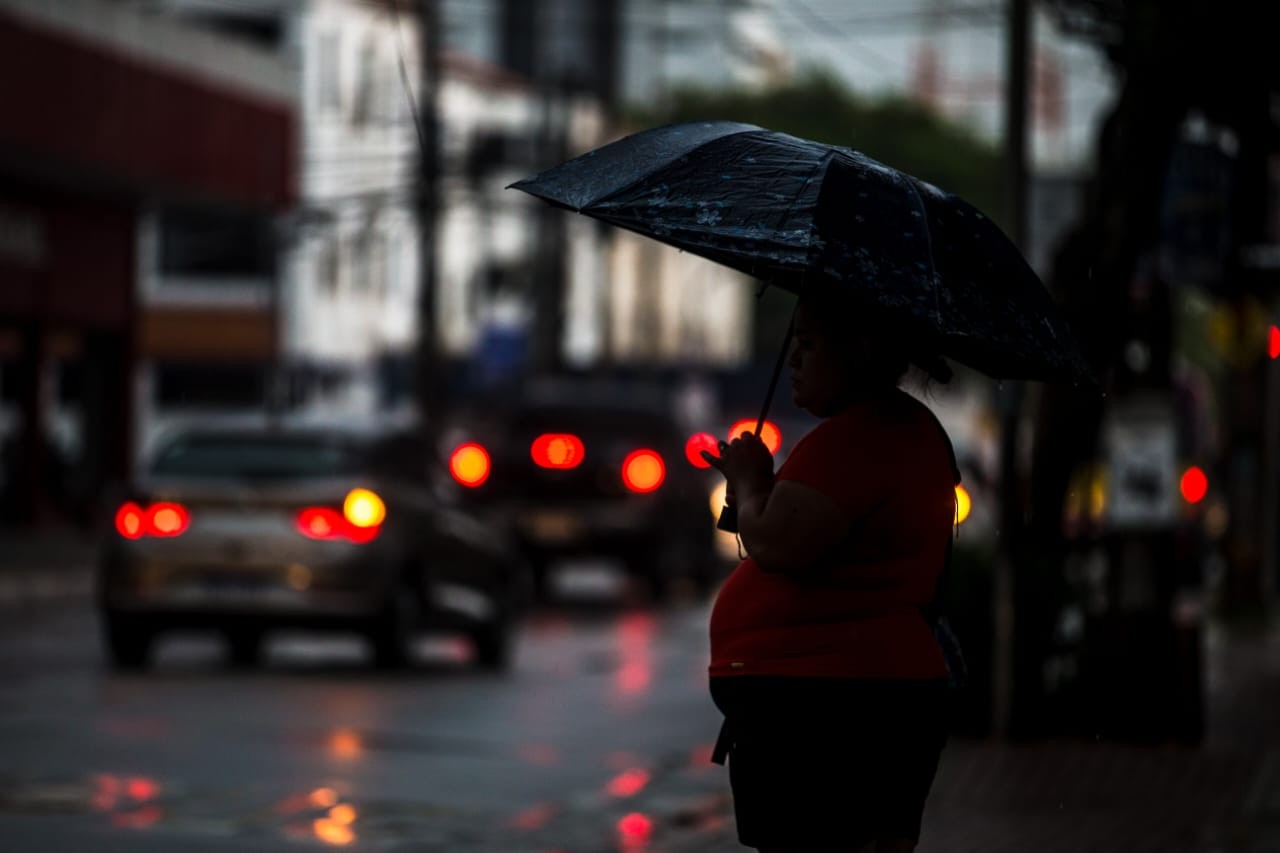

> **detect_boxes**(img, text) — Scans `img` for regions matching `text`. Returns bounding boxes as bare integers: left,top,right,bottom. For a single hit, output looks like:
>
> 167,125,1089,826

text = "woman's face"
789,303,855,417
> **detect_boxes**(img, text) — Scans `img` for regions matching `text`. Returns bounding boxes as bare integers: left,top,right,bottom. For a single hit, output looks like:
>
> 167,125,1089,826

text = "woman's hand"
702,432,774,498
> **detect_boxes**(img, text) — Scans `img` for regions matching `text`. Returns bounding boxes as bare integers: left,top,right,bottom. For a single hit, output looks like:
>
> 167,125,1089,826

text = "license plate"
170,576,273,604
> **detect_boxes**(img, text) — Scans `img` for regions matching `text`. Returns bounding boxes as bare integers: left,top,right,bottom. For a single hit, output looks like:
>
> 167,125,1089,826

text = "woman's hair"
799,286,952,390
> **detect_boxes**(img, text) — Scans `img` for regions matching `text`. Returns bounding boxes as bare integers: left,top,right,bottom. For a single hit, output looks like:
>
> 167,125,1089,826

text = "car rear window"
510,408,678,446
151,435,362,480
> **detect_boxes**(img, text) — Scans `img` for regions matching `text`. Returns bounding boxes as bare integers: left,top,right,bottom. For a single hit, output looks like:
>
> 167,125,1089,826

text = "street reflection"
510,801,558,831
313,816,355,846
309,787,340,808
605,768,651,798
517,742,562,766
91,773,162,828
614,612,655,699
327,728,364,760
617,811,654,848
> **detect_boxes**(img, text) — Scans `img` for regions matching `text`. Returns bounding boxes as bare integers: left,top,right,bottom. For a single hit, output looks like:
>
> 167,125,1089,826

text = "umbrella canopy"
510,121,1092,386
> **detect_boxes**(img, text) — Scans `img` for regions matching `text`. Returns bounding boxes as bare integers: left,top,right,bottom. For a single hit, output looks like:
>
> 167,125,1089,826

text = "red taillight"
531,433,584,469
115,501,189,539
115,503,145,539
622,449,665,493
450,443,491,487
1269,324,1280,360
147,502,190,537
685,432,719,469
729,419,782,454
1180,466,1208,504
297,501,382,544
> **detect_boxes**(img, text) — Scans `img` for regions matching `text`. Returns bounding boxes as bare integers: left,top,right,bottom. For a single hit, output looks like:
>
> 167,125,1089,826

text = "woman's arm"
704,432,851,575
735,478,850,574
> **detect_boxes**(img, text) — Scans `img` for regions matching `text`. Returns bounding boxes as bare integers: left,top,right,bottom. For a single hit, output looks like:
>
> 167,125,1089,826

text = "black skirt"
710,676,949,849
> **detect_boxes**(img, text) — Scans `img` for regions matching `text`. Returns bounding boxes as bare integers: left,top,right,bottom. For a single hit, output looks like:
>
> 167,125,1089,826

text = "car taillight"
622,449,665,494
728,419,782,454
531,433,584,469
298,489,385,544
450,443,491,487
685,432,719,469
114,501,190,539
1180,466,1208,504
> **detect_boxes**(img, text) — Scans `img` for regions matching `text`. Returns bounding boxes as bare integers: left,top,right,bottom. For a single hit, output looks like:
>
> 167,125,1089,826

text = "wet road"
0,568,733,852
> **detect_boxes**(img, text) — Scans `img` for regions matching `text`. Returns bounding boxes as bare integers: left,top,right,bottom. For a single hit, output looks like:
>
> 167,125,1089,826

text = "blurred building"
620,0,790,107
0,0,295,528
441,0,786,375
124,0,423,431
435,51,609,380
444,0,790,111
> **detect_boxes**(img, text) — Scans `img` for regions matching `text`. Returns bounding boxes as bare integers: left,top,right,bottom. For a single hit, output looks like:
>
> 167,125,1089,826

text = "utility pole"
994,0,1031,738
416,0,442,431
529,1,567,375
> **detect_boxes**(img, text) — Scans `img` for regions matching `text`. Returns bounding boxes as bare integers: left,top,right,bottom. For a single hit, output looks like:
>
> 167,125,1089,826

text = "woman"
703,288,958,853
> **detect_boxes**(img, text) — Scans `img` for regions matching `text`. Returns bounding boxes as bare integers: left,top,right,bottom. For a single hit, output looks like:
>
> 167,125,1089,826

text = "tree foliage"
626,71,1008,227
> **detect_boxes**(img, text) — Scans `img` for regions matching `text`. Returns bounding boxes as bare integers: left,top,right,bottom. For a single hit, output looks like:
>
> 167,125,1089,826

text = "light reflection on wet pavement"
5,578,1280,851
0,578,734,851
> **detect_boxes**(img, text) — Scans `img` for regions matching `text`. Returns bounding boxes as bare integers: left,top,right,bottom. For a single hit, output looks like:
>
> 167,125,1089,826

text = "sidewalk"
0,529,98,607
604,618,1280,853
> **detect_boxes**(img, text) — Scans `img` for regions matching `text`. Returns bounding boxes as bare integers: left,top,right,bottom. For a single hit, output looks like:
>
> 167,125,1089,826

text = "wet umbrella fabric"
509,121,1091,386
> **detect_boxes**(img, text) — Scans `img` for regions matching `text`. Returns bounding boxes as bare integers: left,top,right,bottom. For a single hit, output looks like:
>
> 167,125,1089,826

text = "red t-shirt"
709,389,954,680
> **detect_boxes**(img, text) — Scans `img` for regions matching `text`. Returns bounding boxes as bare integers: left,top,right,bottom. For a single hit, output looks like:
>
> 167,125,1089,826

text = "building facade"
0,0,296,527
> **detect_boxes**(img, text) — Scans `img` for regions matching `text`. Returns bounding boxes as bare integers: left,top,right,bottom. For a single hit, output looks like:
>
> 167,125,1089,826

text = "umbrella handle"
715,300,797,535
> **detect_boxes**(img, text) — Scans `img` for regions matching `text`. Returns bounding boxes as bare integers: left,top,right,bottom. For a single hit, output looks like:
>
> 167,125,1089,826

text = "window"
154,363,267,408
352,38,377,126
189,12,283,50
152,434,361,480
158,208,274,277
316,236,340,295
318,32,342,113
372,233,388,297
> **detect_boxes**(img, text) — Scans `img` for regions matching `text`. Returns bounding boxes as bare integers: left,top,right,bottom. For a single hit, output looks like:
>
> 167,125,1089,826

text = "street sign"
1103,396,1179,528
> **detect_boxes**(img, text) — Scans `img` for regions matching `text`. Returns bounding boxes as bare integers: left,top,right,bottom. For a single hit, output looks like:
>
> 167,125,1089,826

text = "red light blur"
621,449,665,493
1180,466,1209,504
1270,325,1280,360
126,777,159,801
685,432,719,468
606,769,651,798
729,419,782,454
449,443,491,487
115,502,188,539
617,812,653,844
147,503,189,537
531,433,584,469
115,503,145,539
510,803,558,831
296,508,381,544
111,805,162,829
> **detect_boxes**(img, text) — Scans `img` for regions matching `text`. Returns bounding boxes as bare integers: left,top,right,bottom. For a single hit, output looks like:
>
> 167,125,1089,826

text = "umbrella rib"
774,150,836,286
585,126,766,212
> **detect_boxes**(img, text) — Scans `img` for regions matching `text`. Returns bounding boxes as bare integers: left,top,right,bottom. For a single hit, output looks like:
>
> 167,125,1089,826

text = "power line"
387,0,429,166
779,0,902,76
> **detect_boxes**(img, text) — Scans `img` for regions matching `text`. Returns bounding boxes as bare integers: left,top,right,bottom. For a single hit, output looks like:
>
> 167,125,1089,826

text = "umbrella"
509,120,1092,386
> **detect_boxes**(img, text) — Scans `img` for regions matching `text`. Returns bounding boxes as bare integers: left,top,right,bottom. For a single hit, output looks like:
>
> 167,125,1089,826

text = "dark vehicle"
98,421,528,671
444,380,723,600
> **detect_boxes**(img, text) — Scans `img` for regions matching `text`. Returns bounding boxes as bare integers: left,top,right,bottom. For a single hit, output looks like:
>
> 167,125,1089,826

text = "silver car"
97,423,528,670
